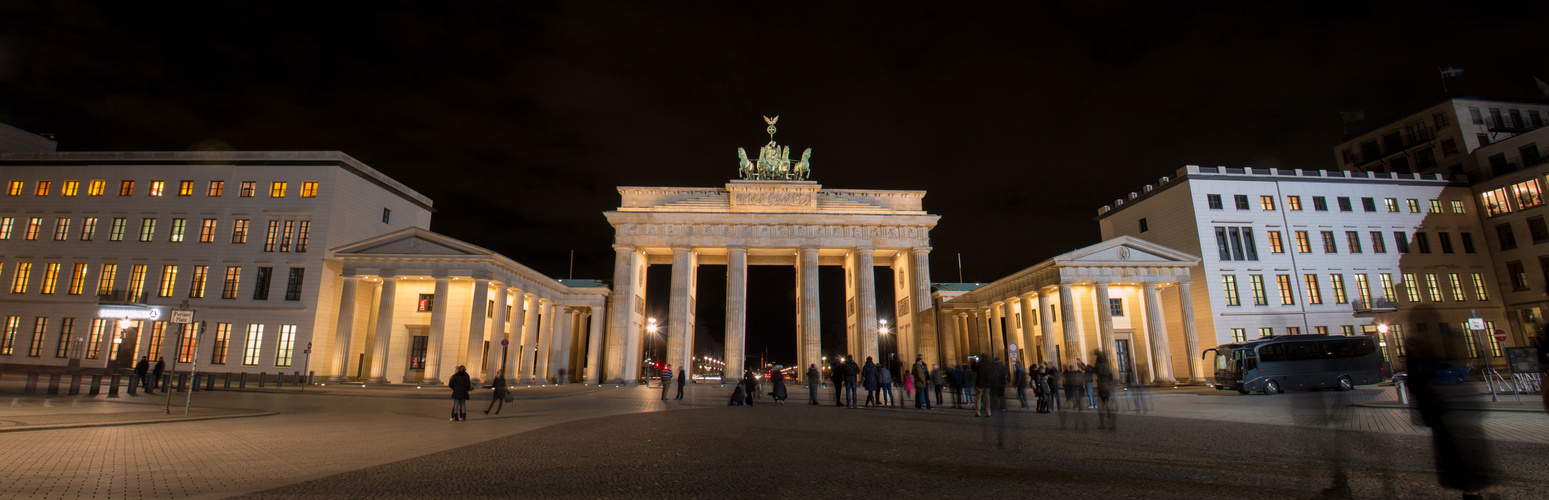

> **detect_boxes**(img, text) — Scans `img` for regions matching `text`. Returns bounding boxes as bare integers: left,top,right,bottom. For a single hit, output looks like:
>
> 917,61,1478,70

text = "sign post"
167,301,194,414
1467,312,1499,402
302,342,312,392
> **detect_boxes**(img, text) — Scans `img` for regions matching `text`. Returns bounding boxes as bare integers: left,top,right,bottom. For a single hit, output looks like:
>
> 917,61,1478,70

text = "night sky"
4,2,1548,366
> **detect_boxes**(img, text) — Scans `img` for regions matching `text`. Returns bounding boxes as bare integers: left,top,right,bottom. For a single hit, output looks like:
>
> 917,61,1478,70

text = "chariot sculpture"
738,115,812,181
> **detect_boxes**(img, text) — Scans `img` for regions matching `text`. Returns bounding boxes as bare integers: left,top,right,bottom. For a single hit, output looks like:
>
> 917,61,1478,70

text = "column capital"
727,246,749,254
612,244,638,253
431,270,450,279
910,246,932,255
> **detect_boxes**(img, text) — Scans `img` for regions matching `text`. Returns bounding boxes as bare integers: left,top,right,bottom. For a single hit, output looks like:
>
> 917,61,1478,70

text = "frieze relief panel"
613,222,934,248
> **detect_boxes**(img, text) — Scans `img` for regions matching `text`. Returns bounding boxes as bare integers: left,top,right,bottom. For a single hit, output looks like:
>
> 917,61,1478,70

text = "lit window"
1303,275,1322,304
1341,325,1355,336
52,217,70,241
5,180,24,196
148,181,164,197
1286,196,1302,211
1448,274,1466,301
1384,198,1399,212
1471,273,1489,301
24,217,42,240
35,180,50,196
242,324,264,366
199,219,218,243
40,263,60,295
1401,274,1420,302
222,266,241,299
1250,275,1267,306
158,265,178,297
169,218,186,242
1429,199,1442,213
231,219,249,244
294,221,310,252
68,263,88,295
119,180,134,196
269,181,287,198
80,217,97,241
1511,178,1544,209
1267,231,1284,253
1424,274,1443,302
62,181,78,196
208,181,225,197
10,262,31,293
1260,195,1275,210
1276,274,1295,305
1405,199,1420,213
176,324,197,363
0,217,10,240
1330,274,1348,304
87,180,105,196
1451,200,1466,214
211,323,231,364
1230,328,1246,342
1258,327,1273,338
239,181,256,197
1295,231,1311,253
178,181,194,196
1354,274,1372,304
1379,274,1396,300
0,316,17,355
188,266,208,298
97,264,117,296
138,218,156,242
300,181,318,198
1345,231,1362,253
264,220,279,252
275,325,297,367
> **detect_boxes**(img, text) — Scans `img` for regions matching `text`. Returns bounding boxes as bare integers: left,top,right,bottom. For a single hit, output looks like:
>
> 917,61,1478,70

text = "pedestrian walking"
831,359,845,406
949,364,964,408
660,364,673,400
862,357,879,406
1094,351,1117,431
878,364,894,406
964,360,978,407
675,368,686,400
931,364,946,406
134,356,152,394
448,365,472,421
1047,362,1063,411
1034,364,1052,413
843,355,860,408
152,357,166,390
807,364,821,405
1407,305,1493,498
483,370,509,415
903,371,914,401
1079,359,1097,409
1063,365,1084,412
1014,362,1029,410
912,354,931,410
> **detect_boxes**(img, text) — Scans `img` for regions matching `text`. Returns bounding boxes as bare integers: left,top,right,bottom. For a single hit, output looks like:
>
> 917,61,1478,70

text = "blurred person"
1046,362,1063,412
1063,365,1083,412
674,368,686,400
741,370,758,406
770,365,787,405
912,354,932,410
807,364,821,405
1034,364,1052,413
831,358,845,406
448,365,472,421
153,357,166,390
134,356,152,394
1078,359,1096,408
931,364,946,406
964,360,978,407
843,354,860,408
1408,311,1494,499
1093,351,1117,431
862,356,879,406
878,364,893,406
1014,362,1029,410
949,364,964,408
974,354,994,417
660,364,673,401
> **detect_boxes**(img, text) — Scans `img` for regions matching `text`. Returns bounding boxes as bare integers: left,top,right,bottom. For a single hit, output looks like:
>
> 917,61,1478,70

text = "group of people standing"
133,356,166,394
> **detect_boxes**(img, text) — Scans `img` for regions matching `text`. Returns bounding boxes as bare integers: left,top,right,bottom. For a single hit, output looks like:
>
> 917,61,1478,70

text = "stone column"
534,299,556,382
422,275,452,385
909,248,936,365
1019,294,1038,365
725,247,748,385
1058,282,1080,365
604,246,640,383
518,294,539,381
1144,283,1176,384
329,275,360,382
963,311,979,357
666,247,695,378
503,287,524,380
556,307,576,381
1039,291,1057,366
1095,281,1117,361
798,247,821,383
977,308,993,358
954,313,969,364
1178,281,1204,383
464,278,491,383
487,284,509,379
989,302,1005,360
585,308,604,383
1005,301,1026,364
368,275,397,384
855,248,879,363
936,305,957,365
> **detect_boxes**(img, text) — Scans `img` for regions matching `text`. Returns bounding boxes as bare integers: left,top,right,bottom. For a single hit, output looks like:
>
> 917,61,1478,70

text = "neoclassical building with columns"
930,237,1206,384
600,180,940,384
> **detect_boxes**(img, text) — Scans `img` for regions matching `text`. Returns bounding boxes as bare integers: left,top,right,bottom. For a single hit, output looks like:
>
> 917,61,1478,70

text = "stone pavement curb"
1354,401,1547,413
0,409,277,433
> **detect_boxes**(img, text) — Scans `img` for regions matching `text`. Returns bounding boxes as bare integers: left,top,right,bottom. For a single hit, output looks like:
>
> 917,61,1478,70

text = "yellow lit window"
119,180,134,196
88,180,106,196
35,180,50,196
148,181,165,197
7,181,23,196
269,181,287,198
300,181,318,198
178,181,194,196
1286,196,1302,210
1260,195,1275,210
158,265,178,297
62,181,79,196
239,181,255,197
208,181,225,197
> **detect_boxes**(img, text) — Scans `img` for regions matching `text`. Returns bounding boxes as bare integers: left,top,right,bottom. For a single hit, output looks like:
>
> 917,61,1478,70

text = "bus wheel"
1263,380,1281,395
1336,376,1353,391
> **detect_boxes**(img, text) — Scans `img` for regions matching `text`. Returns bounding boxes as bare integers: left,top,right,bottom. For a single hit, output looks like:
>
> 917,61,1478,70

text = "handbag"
504,394,514,403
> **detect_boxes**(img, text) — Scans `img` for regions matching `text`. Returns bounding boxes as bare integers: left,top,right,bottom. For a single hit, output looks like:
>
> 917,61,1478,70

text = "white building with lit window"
1334,97,1549,180
1096,165,1510,370
0,151,607,385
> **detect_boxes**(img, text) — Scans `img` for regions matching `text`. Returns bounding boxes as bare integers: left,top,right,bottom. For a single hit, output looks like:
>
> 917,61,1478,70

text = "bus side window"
1259,344,1284,362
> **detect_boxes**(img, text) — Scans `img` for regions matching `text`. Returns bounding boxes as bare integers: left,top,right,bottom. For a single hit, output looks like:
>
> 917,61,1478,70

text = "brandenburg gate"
601,117,940,383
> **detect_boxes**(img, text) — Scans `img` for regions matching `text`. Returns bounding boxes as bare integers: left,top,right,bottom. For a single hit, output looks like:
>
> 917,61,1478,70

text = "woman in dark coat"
448,365,472,421
483,369,509,415
862,357,879,406
741,370,758,406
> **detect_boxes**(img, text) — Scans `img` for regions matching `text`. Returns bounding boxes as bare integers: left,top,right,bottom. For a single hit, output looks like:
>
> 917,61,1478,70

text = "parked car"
1392,362,1470,385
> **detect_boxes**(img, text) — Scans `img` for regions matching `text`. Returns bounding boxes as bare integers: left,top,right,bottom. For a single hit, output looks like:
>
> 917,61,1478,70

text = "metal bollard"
47,373,62,395
108,374,121,397
24,373,39,394
89,375,102,396
177,373,188,392
1397,381,1409,405
224,372,232,388
190,374,199,392
127,375,139,396
206,373,216,391
69,374,82,395
239,372,247,388
259,372,267,388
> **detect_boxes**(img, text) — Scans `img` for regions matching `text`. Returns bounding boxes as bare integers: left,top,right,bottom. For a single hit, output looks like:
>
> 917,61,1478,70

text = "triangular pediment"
332,228,495,257
1053,236,1200,265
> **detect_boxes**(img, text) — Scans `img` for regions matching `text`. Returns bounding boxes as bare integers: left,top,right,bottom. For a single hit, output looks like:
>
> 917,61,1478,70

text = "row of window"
1215,226,1476,261
1220,271,1489,307
0,317,299,367
6,180,319,199
1480,176,1548,217
0,216,309,251
3,261,304,301
1206,194,1465,215
1226,321,1503,359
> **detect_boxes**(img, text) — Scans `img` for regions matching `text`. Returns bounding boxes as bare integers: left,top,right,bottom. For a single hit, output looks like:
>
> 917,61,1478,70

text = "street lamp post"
645,317,658,386
1377,324,1393,379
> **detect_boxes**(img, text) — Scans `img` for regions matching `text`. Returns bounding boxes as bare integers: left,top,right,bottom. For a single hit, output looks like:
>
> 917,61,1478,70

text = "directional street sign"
170,310,194,324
